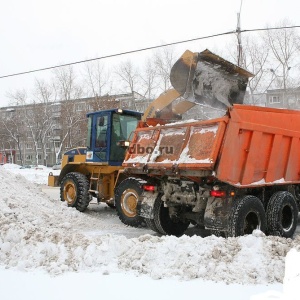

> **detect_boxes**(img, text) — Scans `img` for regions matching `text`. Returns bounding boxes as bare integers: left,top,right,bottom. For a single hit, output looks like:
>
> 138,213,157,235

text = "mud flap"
137,191,159,219
204,197,233,231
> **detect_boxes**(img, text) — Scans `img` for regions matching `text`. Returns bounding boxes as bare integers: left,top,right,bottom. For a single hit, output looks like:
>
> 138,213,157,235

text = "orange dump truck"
115,104,300,237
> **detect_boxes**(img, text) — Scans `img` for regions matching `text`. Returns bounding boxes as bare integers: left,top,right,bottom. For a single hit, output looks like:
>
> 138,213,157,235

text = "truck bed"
124,105,300,187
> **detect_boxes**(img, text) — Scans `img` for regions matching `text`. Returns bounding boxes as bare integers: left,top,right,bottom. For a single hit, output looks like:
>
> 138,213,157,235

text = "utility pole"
236,0,243,67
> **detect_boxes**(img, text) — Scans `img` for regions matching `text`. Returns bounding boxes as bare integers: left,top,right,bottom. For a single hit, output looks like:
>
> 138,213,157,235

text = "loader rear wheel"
114,178,144,227
227,195,266,237
153,197,190,237
266,191,298,238
60,172,90,212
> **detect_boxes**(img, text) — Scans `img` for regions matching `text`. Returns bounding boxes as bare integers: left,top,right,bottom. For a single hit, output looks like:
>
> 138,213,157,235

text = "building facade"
0,92,151,167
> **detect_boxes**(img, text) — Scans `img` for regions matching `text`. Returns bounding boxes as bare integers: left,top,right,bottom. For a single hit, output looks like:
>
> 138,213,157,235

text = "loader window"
93,115,108,161
86,116,92,149
96,115,108,148
110,113,139,161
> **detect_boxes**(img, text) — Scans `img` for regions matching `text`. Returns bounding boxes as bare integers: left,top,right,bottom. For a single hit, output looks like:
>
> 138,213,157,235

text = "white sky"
0,0,299,107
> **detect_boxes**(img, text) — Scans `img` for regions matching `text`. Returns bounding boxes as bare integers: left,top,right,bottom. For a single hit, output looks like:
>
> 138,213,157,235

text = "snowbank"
1,165,300,287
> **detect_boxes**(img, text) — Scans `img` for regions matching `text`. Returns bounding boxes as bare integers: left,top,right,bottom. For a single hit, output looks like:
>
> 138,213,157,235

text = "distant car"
52,161,62,170
20,165,32,169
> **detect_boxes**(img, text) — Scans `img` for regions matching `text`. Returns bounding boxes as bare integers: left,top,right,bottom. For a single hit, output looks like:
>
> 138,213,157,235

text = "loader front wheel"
227,195,266,237
114,178,144,227
266,191,298,238
60,172,90,212
153,197,190,237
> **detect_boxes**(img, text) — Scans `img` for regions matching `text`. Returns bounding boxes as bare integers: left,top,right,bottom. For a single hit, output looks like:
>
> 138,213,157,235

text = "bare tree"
140,58,158,100
114,60,140,94
53,65,83,101
0,108,24,165
52,66,85,159
5,90,30,165
241,36,272,105
153,46,177,92
82,61,111,97
32,79,57,165
263,20,300,106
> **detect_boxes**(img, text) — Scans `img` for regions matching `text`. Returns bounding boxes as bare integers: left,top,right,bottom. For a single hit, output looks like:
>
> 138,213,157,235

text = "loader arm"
141,89,181,122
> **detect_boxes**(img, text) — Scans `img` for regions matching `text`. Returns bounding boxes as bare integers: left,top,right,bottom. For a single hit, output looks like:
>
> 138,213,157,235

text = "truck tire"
228,195,266,237
114,178,144,227
153,196,190,237
60,172,90,212
266,191,298,238
145,218,160,233
144,194,164,233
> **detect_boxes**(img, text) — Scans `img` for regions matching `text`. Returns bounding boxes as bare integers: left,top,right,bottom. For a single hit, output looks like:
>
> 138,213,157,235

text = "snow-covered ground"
1,163,300,300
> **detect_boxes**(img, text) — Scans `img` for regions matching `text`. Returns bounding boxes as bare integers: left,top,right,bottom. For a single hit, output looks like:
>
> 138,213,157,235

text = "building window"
26,143,32,149
76,103,85,111
269,96,280,104
26,155,32,161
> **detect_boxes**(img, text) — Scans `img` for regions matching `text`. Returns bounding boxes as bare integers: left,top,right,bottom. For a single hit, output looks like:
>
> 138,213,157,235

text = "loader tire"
114,178,144,227
153,196,189,237
266,191,298,238
60,172,90,212
227,195,266,237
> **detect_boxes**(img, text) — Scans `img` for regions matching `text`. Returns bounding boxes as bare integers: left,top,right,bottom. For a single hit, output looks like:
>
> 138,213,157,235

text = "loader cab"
86,109,142,166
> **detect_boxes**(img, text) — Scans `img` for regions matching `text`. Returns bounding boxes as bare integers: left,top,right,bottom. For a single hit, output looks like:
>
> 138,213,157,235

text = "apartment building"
0,92,151,167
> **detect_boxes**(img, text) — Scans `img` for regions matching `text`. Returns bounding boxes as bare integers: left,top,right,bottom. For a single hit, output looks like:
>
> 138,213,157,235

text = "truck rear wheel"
144,194,164,233
266,191,298,238
114,178,144,227
60,172,90,212
153,197,190,237
228,195,266,237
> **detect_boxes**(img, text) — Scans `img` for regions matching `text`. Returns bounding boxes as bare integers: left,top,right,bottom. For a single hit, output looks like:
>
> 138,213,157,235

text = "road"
42,185,300,238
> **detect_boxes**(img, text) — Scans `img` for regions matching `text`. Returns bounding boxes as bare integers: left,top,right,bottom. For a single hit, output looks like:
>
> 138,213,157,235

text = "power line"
1,25,300,80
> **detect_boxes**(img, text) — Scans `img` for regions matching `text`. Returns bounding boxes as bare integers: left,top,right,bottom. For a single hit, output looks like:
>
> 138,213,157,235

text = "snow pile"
283,249,300,299
2,163,60,185
0,166,300,285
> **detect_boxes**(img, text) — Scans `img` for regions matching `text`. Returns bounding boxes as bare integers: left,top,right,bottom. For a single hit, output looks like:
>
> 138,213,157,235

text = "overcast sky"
0,0,299,107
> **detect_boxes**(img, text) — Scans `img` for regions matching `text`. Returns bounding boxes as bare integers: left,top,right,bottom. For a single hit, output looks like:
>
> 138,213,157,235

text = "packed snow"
0,163,300,299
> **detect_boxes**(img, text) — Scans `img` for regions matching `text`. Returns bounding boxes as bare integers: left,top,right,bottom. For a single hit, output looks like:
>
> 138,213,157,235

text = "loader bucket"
170,49,253,110
170,50,198,99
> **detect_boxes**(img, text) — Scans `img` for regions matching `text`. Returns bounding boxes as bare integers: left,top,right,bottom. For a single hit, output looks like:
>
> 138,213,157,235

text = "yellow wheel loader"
48,49,252,228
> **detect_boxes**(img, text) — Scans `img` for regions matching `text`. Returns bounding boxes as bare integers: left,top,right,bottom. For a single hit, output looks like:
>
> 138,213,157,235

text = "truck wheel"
228,195,266,237
60,172,90,212
145,218,160,233
266,191,298,238
114,178,144,227
153,197,190,237
144,194,163,233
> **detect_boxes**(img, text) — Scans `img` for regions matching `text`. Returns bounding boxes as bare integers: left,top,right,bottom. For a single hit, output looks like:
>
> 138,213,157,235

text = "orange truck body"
124,104,300,187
